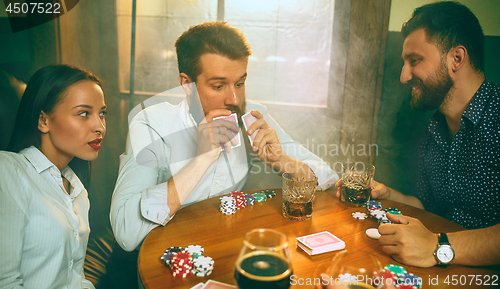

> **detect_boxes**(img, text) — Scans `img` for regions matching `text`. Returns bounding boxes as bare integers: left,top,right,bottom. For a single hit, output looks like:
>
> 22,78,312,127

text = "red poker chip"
373,270,399,287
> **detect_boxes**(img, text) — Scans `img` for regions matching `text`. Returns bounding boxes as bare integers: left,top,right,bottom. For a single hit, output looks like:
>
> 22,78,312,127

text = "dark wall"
374,31,500,196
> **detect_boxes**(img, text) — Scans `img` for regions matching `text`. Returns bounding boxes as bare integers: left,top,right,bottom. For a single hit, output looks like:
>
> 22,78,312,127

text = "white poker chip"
351,212,368,220
370,209,385,218
365,228,381,239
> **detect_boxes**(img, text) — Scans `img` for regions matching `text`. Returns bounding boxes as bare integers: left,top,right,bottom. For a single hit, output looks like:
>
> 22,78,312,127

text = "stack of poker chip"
366,200,382,212
185,245,204,258
192,256,214,277
219,196,236,215
230,191,246,209
252,192,267,202
385,207,403,215
398,273,423,288
244,193,256,205
262,190,276,199
160,246,184,268
373,269,399,287
171,251,194,278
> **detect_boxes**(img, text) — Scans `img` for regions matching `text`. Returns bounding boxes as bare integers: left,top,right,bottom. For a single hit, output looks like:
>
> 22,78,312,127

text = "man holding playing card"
110,21,338,252
336,1,500,268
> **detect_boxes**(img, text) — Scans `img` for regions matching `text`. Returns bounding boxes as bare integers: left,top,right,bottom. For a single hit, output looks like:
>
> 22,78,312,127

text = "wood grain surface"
138,189,500,288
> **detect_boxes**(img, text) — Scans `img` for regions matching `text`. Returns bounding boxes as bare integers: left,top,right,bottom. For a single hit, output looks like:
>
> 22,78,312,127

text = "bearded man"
336,1,500,268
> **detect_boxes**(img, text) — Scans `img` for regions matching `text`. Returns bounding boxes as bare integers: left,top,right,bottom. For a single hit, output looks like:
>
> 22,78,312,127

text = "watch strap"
438,233,450,245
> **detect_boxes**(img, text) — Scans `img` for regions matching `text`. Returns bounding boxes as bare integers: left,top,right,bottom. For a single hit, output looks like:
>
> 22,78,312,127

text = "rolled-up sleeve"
110,133,174,252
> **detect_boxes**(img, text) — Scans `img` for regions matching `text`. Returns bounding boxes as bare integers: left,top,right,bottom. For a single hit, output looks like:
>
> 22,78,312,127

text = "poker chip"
253,192,267,202
185,245,204,258
365,228,381,239
385,207,403,215
230,191,244,197
385,264,407,276
379,219,394,225
171,251,194,278
244,194,256,205
374,270,399,286
161,246,216,279
351,212,368,220
160,251,174,268
165,246,184,253
366,200,382,210
219,196,237,215
262,190,276,198
398,273,422,288
370,209,386,220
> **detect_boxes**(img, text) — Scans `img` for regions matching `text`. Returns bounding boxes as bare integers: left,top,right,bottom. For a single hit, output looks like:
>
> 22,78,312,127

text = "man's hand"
246,110,282,165
196,109,240,160
378,213,438,268
335,179,390,199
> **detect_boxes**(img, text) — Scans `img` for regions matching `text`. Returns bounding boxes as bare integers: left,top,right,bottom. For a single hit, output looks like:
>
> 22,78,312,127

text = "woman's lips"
88,138,102,150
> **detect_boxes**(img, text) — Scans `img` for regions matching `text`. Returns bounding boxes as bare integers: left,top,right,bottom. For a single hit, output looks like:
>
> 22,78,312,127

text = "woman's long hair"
7,64,102,187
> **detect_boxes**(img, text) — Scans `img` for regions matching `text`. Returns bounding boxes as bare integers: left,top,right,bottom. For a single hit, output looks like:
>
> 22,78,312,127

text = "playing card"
242,111,258,146
212,113,241,149
190,283,205,289
202,279,237,289
296,231,345,255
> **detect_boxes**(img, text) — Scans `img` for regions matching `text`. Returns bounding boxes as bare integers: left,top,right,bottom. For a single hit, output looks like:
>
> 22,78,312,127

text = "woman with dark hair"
0,65,106,288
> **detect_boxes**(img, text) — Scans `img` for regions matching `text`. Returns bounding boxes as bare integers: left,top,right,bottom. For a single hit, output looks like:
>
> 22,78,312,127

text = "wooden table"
138,189,500,288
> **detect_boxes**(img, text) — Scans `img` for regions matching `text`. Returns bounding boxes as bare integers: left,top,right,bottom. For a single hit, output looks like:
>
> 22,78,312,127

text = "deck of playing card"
242,111,258,146
190,280,237,289
296,231,345,255
212,113,241,150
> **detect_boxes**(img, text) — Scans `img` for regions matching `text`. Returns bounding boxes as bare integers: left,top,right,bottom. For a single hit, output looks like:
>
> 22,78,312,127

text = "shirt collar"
21,146,84,198
21,146,56,174
461,79,491,126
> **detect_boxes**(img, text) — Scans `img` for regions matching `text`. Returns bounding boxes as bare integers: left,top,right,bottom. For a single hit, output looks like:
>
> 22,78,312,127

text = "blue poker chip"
398,273,422,288
366,200,382,209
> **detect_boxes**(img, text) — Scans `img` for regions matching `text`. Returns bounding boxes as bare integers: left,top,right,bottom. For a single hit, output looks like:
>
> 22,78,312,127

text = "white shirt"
0,147,95,289
110,99,338,251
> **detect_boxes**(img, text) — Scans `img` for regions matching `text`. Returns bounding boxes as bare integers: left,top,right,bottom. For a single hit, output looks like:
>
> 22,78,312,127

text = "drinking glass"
326,250,383,289
282,171,317,220
340,162,375,207
234,229,292,289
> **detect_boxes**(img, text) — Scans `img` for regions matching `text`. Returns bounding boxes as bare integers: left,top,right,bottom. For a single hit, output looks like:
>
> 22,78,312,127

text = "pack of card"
296,231,345,255
212,113,241,150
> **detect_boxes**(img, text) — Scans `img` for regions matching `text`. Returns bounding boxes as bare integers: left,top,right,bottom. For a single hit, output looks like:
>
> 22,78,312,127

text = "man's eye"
78,111,89,117
100,111,107,118
213,85,223,90
236,82,245,87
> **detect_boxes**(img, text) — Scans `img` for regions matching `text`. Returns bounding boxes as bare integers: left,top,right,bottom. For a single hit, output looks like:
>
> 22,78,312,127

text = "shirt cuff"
140,182,171,225
302,160,339,191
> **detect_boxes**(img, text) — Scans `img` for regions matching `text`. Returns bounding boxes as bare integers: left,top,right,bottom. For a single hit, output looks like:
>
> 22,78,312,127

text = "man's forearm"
167,153,217,216
387,187,425,209
449,223,500,266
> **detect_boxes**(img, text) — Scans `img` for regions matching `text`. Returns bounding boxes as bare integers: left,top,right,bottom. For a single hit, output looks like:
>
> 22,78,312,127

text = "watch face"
437,245,454,263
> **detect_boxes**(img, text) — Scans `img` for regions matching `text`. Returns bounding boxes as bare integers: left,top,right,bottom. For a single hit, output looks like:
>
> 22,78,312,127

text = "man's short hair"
175,21,252,83
401,1,484,72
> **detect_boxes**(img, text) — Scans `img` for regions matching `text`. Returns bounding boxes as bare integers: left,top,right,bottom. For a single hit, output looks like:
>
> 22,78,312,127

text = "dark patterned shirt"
416,79,500,229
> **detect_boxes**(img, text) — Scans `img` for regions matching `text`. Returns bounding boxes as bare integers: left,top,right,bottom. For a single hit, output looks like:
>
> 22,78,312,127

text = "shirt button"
69,260,73,267
216,180,221,185
74,230,78,237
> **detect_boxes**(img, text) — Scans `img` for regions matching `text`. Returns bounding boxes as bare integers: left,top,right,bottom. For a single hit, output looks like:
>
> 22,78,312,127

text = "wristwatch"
434,233,455,266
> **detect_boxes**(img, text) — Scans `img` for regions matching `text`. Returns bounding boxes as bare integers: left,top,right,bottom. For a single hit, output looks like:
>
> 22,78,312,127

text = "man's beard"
409,60,454,111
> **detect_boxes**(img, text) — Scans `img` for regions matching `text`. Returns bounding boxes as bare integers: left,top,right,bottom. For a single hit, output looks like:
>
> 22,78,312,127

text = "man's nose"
400,64,412,84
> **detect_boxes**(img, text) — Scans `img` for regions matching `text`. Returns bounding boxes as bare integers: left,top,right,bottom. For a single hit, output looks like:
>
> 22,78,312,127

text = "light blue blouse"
0,146,95,289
